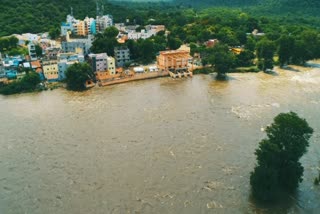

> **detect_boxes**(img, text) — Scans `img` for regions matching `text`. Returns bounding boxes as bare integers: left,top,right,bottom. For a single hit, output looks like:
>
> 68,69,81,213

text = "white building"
57,53,84,80
28,42,37,61
61,33,93,54
96,15,113,32
107,56,115,75
88,53,108,72
58,60,78,80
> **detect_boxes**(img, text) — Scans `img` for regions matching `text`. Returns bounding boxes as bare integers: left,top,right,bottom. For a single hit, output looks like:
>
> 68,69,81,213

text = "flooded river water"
0,66,320,213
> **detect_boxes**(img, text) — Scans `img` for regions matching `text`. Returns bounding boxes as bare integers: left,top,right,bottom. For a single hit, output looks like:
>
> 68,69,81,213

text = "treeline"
89,7,320,68
175,0,320,17
0,0,135,37
0,36,27,56
0,72,41,95
2,0,320,37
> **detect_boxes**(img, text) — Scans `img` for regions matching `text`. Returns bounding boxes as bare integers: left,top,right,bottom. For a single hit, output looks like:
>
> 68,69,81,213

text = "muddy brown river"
0,66,320,213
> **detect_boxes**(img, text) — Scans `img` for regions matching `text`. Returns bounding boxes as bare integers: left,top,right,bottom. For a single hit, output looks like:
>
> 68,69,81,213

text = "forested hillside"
1,0,320,37
176,0,320,15
0,0,132,37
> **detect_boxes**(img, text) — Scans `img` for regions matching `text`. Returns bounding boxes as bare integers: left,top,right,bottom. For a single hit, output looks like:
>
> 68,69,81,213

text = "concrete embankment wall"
99,71,169,86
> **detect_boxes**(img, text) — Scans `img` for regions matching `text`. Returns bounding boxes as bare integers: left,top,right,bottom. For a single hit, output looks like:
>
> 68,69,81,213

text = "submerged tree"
250,112,313,202
256,38,275,71
203,43,236,80
278,35,295,67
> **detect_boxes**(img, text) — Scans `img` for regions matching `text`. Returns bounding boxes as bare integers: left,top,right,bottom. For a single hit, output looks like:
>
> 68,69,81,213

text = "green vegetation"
250,112,314,202
2,0,320,75
65,63,94,91
127,33,167,64
256,38,276,71
91,27,119,56
0,72,41,95
202,43,236,79
0,36,19,51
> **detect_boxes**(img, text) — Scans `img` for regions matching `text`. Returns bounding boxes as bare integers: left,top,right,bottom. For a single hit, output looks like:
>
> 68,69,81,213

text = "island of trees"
250,112,314,202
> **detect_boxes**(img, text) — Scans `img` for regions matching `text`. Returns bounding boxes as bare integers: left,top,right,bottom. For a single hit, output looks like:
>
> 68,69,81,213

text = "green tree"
236,50,255,67
250,112,314,202
139,39,155,64
278,35,295,67
292,40,309,65
167,36,182,50
35,44,43,57
49,28,60,40
0,72,41,95
256,38,276,71
203,43,236,79
65,63,94,91
91,27,120,56
103,26,119,38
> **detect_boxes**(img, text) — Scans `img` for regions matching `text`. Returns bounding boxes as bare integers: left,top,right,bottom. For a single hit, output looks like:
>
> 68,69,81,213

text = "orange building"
157,50,191,72
75,21,87,36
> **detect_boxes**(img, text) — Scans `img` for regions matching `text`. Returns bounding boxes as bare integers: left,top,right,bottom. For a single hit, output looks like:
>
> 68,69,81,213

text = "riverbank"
193,66,260,75
98,71,169,86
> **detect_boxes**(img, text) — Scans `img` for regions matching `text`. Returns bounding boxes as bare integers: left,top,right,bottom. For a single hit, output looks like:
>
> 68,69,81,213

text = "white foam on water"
291,70,320,84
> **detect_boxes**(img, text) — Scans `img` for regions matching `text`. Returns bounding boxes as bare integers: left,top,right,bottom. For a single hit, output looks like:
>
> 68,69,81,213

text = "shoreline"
98,71,170,87
1,63,319,96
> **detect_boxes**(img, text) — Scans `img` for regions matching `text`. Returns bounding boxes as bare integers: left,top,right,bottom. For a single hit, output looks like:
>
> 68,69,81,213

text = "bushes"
0,72,41,95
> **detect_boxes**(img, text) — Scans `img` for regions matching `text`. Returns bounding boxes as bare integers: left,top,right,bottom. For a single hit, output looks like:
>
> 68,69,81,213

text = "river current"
0,66,320,213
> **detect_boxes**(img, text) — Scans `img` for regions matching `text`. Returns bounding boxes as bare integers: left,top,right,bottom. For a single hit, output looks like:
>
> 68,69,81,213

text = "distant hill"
175,0,320,14
1,0,320,37
0,0,132,37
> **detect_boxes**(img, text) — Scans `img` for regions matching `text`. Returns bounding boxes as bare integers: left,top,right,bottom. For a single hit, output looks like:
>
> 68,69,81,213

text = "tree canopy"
0,72,41,95
202,43,236,79
65,63,94,91
256,38,276,71
250,112,313,202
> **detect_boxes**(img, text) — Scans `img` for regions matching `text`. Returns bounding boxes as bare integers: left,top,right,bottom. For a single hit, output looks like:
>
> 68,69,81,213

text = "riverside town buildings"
114,46,131,67
60,5,113,37
0,3,195,87
157,50,191,72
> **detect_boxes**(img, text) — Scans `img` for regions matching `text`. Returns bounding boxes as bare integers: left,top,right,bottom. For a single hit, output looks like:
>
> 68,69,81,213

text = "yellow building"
231,48,244,55
43,63,59,81
157,50,191,72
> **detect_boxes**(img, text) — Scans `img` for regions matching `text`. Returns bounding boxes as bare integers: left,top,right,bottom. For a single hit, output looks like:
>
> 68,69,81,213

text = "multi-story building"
61,22,74,36
85,17,97,35
61,10,113,37
57,53,84,80
107,56,115,75
58,60,78,80
96,15,113,32
88,53,108,72
75,21,87,36
28,42,37,61
114,47,130,67
61,33,93,55
88,53,116,75
157,50,191,72
42,62,59,82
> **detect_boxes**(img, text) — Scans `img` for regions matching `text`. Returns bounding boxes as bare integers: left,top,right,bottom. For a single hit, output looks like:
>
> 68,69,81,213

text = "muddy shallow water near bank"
0,67,320,213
